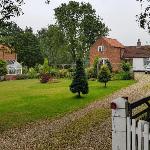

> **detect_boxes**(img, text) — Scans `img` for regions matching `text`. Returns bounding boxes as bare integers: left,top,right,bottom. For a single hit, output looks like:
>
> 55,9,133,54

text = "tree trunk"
78,91,81,98
105,82,107,88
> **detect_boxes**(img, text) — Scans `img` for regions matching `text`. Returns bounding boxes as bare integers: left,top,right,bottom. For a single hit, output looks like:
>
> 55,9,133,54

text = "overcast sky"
12,0,150,46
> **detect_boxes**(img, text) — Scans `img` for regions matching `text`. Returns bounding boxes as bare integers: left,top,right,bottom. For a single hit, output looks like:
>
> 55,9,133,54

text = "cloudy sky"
12,0,150,46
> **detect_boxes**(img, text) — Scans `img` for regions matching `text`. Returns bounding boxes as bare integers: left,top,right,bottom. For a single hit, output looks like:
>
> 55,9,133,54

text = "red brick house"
0,44,17,60
0,44,22,79
90,37,124,71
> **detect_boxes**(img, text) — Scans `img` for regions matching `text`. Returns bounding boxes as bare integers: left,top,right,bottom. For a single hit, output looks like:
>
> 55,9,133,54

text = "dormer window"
98,46,105,52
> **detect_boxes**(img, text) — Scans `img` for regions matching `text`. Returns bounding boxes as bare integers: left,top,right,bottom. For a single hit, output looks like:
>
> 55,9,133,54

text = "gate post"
111,97,128,150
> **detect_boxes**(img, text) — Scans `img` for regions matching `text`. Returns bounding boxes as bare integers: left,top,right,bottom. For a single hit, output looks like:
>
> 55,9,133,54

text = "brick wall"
0,46,16,61
3,52,16,60
90,38,122,71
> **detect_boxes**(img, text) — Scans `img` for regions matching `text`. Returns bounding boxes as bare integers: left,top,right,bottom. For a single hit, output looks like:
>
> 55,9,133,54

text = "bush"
28,68,38,79
40,73,50,83
59,69,68,78
98,65,111,87
22,66,28,74
49,68,59,77
121,72,133,80
70,59,89,97
86,67,94,79
122,61,131,72
38,59,50,74
0,60,7,77
16,74,28,80
111,71,133,80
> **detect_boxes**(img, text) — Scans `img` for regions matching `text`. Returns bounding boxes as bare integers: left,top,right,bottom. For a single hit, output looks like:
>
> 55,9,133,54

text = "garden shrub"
121,61,131,72
67,67,75,78
22,66,28,74
0,60,7,77
28,68,38,79
111,61,132,81
40,73,50,83
111,71,133,80
121,72,133,80
85,67,94,79
59,69,68,78
49,68,59,77
38,59,50,74
98,65,111,87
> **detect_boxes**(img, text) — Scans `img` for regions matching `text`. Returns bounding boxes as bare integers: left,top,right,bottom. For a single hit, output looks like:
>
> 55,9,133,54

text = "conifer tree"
98,65,111,87
70,59,88,97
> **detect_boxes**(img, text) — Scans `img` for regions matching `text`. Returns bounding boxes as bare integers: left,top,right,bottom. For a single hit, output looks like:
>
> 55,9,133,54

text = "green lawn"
0,79,134,132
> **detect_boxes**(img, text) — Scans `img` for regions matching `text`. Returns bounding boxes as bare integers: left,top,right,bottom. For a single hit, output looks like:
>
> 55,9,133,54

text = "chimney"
137,39,141,48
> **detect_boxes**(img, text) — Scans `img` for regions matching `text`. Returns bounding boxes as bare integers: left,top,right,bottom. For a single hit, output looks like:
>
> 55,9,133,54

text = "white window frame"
98,45,105,52
100,58,109,64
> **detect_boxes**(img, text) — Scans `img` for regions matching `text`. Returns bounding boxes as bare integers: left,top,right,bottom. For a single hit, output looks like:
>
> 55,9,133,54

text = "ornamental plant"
40,73,50,83
70,59,89,97
98,64,111,87
0,60,7,76
121,61,131,72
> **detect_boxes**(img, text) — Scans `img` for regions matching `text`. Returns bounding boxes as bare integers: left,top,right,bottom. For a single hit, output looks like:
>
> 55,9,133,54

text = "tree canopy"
0,22,44,67
37,25,73,66
54,1,109,64
18,27,44,67
137,0,150,32
0,0,24,23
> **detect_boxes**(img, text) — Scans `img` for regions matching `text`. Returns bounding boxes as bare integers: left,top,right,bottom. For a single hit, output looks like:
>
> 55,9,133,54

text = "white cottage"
123,39,150,72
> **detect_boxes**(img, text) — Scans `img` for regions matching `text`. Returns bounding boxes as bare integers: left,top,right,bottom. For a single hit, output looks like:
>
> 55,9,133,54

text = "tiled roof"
0,44,13,53
123,46,150,58
103,37,124,48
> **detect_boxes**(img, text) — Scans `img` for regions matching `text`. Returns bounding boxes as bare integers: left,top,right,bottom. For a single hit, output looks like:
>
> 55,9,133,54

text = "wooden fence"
111,97,150,150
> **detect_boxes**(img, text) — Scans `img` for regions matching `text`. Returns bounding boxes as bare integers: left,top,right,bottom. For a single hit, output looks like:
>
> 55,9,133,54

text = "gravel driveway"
1,74,150,150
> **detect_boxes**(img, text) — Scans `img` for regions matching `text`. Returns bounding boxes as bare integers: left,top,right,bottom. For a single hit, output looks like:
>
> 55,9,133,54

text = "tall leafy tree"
137,0,150,32
38,25,72,66
0,0,51,24
54,1,109,64
0,21,23,50
18,27,44,67
0,22,43,67
0,0,24,24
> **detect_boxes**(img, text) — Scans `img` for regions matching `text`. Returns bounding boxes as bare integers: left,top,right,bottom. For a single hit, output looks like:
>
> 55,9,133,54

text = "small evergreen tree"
98,65,111,87
70,59,89,97
0,60,7,76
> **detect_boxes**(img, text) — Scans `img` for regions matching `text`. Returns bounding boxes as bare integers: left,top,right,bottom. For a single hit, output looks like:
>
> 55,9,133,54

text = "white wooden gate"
111,97,150,150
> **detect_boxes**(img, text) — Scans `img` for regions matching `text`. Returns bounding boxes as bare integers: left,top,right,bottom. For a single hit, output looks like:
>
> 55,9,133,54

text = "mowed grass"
0,79,134,132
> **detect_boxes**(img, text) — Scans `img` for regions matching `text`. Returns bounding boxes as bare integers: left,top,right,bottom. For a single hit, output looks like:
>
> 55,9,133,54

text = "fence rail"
111,97,150,150
127,117,150,150
128,96,150,121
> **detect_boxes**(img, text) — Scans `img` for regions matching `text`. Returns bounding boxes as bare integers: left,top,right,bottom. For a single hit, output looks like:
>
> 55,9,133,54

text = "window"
98,46,105,52
99,58,109,64
144,58,150,66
